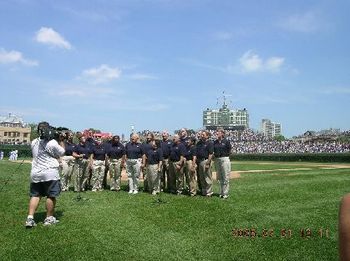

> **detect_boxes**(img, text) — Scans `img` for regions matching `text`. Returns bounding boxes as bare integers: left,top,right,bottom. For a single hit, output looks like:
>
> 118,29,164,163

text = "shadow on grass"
35,210,63,222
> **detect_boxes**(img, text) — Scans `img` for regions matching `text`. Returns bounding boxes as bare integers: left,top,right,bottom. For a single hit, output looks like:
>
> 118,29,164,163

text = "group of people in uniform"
59,128,232,199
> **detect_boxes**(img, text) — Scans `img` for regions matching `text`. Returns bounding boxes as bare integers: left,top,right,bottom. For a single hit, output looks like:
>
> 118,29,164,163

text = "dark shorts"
30,180,61,198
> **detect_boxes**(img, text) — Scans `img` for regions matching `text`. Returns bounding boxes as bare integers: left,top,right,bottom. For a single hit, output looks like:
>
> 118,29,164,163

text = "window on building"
4,132,7,136
24,133,28,137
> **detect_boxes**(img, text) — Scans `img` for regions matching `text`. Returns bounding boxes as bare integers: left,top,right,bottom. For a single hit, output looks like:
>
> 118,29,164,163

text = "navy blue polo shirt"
74,143,91,159
169,142,186,162
196,140,214,161
86,137,97,149
160,140,172,159
125,142,143,159
213,138,232,157
142,142,153,156
64,141,76,156
92,144,107,161
184,144,197,161
146,148,163,165
106,142,125,159
180,136,190,145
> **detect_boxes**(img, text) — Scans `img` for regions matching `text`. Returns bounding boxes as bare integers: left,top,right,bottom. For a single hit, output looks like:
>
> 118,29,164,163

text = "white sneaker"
25,218,37,228
43,216,59,226
128,190,133,194
133,190,138,194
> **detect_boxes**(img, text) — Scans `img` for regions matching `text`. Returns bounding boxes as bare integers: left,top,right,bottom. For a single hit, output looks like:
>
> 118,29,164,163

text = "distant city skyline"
0,1,349,138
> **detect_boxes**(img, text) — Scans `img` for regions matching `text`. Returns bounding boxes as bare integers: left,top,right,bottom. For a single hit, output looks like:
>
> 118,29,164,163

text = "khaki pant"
126,158,141,192
74,159,89,192
60,156,75,191
214,157,231,197
161,159,169,191
168,161,178,193
169,160,184,194
109,158,122,191
147,164,160,194
143,165,149,192
185,160,197,196
91,160,105,191
198,159,213,196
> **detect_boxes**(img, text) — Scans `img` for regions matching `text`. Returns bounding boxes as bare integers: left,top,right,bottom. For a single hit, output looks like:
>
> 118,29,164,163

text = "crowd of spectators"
209,129,350,153
137,128,350,154
231,140,350,154
137,130,162,139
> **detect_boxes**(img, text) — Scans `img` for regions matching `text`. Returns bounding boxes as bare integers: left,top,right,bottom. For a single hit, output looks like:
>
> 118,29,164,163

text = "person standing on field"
90,137,107,191
145,140,163,195
125,134,143,194
106,135,125,191
25,122,65,228
142,132,154,192
72,135,91,192
160,131,172,192
184,137,197,196
60,131,76,191
168,134,186,194
213,128,232,199
196,130,214,197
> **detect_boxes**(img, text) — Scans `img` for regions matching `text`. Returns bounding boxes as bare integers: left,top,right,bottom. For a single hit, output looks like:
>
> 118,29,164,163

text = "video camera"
39,124,69,141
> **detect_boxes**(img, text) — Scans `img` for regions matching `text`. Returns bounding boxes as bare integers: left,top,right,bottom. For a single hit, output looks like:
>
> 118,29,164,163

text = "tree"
87,128,101,133
274,134,286,141
29,123,38,141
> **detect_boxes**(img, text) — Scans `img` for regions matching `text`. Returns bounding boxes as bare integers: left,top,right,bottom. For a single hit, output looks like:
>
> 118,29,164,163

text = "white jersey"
31,138,65,183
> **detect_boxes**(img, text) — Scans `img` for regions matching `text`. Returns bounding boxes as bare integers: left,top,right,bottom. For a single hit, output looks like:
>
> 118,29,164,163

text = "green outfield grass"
0,159,349,260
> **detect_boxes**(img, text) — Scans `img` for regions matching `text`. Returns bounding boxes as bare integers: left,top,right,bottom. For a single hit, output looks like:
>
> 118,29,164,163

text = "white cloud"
238,50,285,73
35,27,72,49
0,48,38,66
265,57,285,72
128,73,158,80
81,64,121,84
53,85,116,98
239,50,263,72
280,11,320,33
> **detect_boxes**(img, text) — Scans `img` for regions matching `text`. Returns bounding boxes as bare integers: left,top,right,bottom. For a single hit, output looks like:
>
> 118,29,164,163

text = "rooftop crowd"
210,129,350,154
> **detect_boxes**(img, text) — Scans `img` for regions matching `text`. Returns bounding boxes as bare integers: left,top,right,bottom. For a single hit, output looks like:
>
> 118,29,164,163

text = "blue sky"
0,0,349,138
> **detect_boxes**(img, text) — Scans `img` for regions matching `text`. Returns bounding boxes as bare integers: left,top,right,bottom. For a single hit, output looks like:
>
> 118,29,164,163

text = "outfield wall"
230,153,350,162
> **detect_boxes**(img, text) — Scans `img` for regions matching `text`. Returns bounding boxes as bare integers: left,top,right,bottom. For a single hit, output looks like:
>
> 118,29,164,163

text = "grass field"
0,159,349,260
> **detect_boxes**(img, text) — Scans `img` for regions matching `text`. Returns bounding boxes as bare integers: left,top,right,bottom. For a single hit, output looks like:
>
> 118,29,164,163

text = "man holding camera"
25,122,65,228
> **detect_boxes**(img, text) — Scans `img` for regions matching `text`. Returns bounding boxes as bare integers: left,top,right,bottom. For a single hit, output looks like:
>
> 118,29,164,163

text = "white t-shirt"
30,138,65,183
